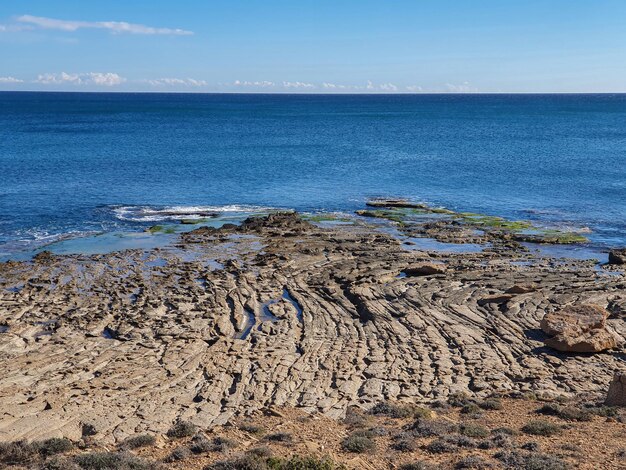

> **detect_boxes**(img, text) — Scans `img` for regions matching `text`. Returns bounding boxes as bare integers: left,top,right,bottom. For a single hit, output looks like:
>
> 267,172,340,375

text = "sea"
1,92,625,260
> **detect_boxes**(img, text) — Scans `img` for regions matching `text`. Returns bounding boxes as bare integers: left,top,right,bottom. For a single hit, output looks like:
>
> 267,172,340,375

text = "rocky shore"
0,205,624,455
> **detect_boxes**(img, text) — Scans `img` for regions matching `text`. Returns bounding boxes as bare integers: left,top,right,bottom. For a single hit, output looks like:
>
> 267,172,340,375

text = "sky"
1,0,626,93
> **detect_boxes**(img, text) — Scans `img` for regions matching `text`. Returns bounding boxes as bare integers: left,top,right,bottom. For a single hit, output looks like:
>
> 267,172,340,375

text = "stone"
544,329,618,354
540,304,608,337
403,263,446,276
605,372,626,406
505,284,538,294
540,304,618,353
608,249,626,265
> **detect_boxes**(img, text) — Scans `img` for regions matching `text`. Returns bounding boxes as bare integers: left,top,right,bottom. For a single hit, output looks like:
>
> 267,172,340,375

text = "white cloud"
233,80,275,88
0,23,32,32
145,78,208,87
16,15,192,35
34,72,125,86
379,82,398,92
406,85,423,93
445,81,477,93
0,76,23,83
282,81,315,89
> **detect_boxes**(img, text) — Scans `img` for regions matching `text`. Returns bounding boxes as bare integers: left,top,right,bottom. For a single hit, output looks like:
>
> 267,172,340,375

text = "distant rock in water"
608,249,626,265
540,304,619,353
366,198,427,209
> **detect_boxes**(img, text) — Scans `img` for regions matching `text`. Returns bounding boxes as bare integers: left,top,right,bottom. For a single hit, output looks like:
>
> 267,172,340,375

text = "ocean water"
1,92,625,259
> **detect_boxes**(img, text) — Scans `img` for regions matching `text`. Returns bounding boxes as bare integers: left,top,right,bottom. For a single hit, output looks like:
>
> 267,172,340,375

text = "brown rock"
505,283,538,294
478,294,515,306
403,263,446,276
540,304,608,337
544,329,618,353
605,372,626,406
608,249,626,265
540,304,618,353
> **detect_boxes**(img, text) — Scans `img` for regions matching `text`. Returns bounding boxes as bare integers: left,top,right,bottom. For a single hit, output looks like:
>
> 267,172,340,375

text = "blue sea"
1,92,625,259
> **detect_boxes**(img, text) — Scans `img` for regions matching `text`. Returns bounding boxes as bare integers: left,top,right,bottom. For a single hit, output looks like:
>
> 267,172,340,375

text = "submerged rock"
540,304,618,353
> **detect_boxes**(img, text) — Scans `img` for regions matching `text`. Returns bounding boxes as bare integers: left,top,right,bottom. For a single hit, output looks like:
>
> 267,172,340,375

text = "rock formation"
540,305,619,353
605,372,626,406
0,212,624,443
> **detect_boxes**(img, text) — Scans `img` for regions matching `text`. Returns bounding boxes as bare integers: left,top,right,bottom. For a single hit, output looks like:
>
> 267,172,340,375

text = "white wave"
112,204,276,222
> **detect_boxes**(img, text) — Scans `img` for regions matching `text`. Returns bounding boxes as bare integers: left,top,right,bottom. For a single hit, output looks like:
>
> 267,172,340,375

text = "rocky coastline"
0,202,625,467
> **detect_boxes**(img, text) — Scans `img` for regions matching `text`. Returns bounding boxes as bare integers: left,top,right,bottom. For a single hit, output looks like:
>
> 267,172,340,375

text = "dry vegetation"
2,396,625,469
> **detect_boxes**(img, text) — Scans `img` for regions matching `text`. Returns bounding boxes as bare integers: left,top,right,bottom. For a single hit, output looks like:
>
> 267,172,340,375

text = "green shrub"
74,451,154,470
536,403,591,422
165,446,191,462
399,463,439,470
460,424,489,438
167,421,197,438
455,455,493,469
521,420,562,437
118,434,155,450
409,418,458,437
264,432,293,444
479,398,503,410
341,434,375,453
495,450,566,470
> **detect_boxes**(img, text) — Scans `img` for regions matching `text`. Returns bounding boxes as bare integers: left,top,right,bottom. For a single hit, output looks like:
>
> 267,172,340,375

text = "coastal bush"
391,435,417,452
521,442,540,451
478,398,503,411
239,422,266,435
536,404,591,422
41,455,81,470
460,403,482,417
191,435,238,453
478,432,512,449
118,434,156,450
521,420,562,437
342,407,370,428
370,401,428,419
166,420,197,438
409,418,458,437
264,432,293,444
398,462,440,470
0,438,73,465
447,392,473,407
426,438,456,454
206,454,346,470
495,450,567,470
74,451,154,470
455,455,493,469
460,423,490,438
164,446,191,462
341,433,376,453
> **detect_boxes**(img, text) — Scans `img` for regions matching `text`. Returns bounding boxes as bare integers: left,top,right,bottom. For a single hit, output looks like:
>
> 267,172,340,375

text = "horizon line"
2,90,626,95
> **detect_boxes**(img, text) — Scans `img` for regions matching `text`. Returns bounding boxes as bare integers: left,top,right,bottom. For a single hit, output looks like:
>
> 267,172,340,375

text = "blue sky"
1,0,625,92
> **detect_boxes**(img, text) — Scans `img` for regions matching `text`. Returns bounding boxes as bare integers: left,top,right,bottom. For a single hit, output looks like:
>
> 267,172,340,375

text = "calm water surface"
1,92,625,258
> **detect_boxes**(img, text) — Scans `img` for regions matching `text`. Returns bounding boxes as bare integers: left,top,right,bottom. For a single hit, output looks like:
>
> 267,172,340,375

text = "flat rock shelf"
0,213,624,444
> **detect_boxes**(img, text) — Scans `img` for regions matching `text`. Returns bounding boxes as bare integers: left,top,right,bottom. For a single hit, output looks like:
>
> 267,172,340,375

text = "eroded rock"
605,372,626,406
541,304,618,353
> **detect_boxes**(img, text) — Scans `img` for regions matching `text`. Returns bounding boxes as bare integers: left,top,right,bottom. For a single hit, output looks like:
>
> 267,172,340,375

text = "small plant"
369,402,432,419
399,463,439,470
536,403,591,422
521,420,562,437
455,455,493,469
478,433,511,450
341,433,376,453
460,423,489,438
409,418,458,437
0,438,74,465
265,432,293,444
426,438,456,454
448,392,473,407
165,446,191,462
238,422,265,435
460,403,482,416
167,420,197,438
118,434,155,450
391,436,417,452
479,398,503,410
495,450,566,470
74,451,154,470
